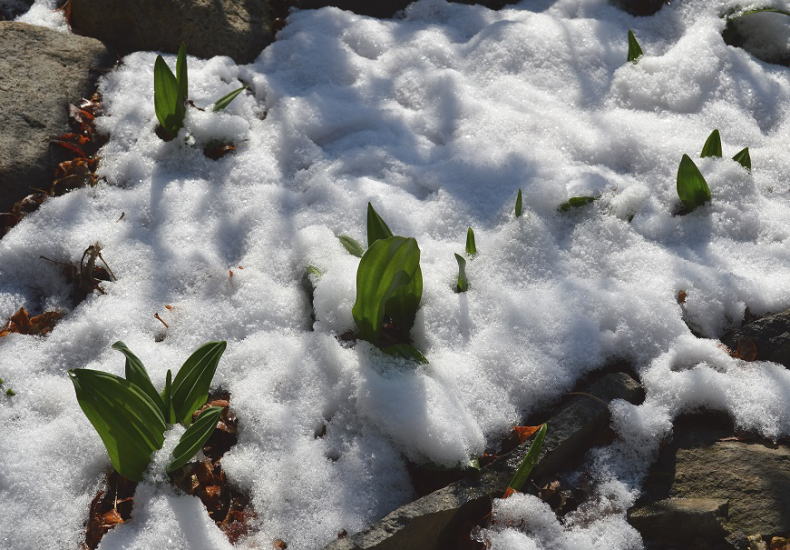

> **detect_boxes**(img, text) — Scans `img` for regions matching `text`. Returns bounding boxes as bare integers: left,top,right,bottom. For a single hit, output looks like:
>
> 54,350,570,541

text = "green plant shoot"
69,341,226,480
212,85,247,112
366,202,393,247
732,147,751,171
677,154,711,212
558,196,596,212
515,189,523,218
338,235,364,257
627,30,643,63
455,253,469,293
700,129,722,158
465,227,477,256
506,423,547,495
352,236,422,347
153,44,188,140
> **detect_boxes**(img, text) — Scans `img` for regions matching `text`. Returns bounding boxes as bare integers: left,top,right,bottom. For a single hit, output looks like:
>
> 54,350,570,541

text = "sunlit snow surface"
2,0,790,548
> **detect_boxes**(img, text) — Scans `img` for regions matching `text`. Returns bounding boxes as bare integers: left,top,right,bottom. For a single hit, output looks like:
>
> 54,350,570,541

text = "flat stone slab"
629,497,729,542
326,372,643,550
0,22,109,212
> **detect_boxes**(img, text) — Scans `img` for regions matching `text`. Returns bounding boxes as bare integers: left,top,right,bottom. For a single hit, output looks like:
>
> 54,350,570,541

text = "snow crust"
13,0,67,30
1,0,790,548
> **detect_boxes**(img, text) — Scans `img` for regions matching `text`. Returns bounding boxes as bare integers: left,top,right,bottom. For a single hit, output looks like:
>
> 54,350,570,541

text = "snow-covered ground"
2,0,790,548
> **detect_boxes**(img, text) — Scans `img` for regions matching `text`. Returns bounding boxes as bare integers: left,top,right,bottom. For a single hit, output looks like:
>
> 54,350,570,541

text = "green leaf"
306,265,323,277
676,154,712,211
558,196,596,212
366,202,393,247
352,236,422,344
161,369,176,424
171,341,227,426
5,388,15,397
175,43,188,129
212,85,247,112
167,406,222,473
507,423,547,493
732,147,751,172
338,235,364,257
455,253,469,293
112,341,165,415
68,369,166,481
700,129,722,158
381,344,429,364
627,30,643,63
465,227,476,256
153,55,179,132
514,189,523,218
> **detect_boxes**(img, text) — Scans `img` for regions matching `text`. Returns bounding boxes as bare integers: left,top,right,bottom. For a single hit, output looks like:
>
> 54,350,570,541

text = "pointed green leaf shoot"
465,227,477,256
170,341,226,426
558,196,596,212
352,236,422,345
507,423,547,494
338,235,365,257
732,147,751,172
677,154,712,212
167,406,223,473
212,85,247,112
627,30,643,63
68,369,166,481
382,344,429,364
153,55,179,132
366,203,393,247
515,189,523,218
175,43,188,126
153,44,188,139
455,253,469,293
113,341,165,414
700,129,722,158
162,369,176,424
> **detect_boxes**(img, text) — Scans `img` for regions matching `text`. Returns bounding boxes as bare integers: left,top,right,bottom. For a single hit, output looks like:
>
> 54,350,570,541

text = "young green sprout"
676,154,711,212
558,196,596,212
69,341,227,481
454,253,469,293
212,85,248,112
338,235,364,257
514,189,523,218
732,147,751,171
153,44,188,141
465,227,477,256
700,129,722,158
367,202,394,247
627,30,644,63
504,423,547,497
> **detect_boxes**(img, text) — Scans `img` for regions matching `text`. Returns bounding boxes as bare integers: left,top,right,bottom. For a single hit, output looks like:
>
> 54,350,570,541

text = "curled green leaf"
113,341,164,415
465,227,477,256
455,253,469,293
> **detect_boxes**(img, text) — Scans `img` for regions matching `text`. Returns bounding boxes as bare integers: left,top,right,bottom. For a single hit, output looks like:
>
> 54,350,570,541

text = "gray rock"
610,0,668,16
721,308,790,368
69,0,278,64
326,372,644,550
670,442,790,540
629,498,729,543
0,22,109,212
0,0,32,20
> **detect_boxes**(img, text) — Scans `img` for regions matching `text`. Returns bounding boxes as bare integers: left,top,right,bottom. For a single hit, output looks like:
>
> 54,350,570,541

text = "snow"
1,0,790,548
13,0,67,30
